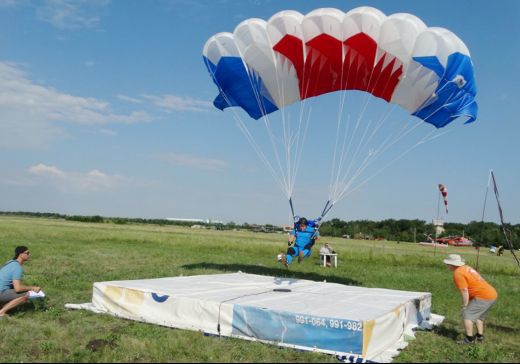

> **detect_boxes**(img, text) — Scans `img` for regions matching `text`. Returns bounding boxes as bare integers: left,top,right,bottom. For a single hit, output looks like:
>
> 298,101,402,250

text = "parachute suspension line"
320,46,352,219
242,45,311,205
340,105,402,191
330,112,351,203
352,61,457,194
328,48,395,204
270,45,300,202
328,93,347,200
338,117,377,193
249,79,290,195
331,59,456,203
227,99,289,197
330,57,405,205
270,48,290,196
328,49,354,205
228,55,292,197
279,44,313,209
240,57,293,198
334,118,441,203
339,53,406,177
476,170,492,272
331,63,373,205
204,63,290,197
491,171,520,268
341,122,438,201
261,113,292,194
291,107,313,197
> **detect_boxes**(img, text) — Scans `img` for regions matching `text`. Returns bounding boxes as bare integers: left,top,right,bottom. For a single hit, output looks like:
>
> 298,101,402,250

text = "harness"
291,218,319,248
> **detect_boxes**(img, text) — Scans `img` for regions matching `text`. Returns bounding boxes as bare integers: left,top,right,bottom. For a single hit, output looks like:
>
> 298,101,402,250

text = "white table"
319,253,337,268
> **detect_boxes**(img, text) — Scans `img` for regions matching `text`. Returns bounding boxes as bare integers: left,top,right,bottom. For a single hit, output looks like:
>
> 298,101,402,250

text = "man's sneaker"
279,253,289,268
457,336,475,345
298,250,304,263
476,334,485,342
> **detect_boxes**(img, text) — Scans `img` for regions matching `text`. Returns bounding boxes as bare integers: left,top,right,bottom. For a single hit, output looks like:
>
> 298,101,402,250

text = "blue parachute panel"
203,56,278,120
412,53,477,128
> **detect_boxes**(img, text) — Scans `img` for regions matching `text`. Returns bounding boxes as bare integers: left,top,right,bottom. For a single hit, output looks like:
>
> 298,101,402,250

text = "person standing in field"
443,254,497,344
0,246,41,318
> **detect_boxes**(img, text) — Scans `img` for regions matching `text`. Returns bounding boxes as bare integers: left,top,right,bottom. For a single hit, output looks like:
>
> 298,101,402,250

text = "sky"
0,0,519,225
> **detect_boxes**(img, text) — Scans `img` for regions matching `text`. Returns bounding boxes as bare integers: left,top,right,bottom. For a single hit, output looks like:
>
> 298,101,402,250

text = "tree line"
1,211,518,249
319,218,519,249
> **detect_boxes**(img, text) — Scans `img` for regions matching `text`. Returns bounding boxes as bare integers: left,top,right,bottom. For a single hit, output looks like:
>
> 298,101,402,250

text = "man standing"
0,246,41,318
443,254,497,344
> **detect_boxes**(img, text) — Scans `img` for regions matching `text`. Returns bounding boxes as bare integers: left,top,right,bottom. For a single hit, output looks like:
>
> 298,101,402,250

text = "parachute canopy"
203,6,477,128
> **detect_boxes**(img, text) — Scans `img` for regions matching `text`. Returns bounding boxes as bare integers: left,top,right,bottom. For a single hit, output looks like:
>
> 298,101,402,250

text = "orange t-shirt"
453,266,498,300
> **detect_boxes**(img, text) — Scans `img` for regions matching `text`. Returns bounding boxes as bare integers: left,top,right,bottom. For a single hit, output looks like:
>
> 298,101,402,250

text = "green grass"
0,216,518,363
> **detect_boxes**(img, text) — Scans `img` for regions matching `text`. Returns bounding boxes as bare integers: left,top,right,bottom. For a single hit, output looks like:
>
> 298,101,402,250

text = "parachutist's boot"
280,253,288,268
298,251,304,263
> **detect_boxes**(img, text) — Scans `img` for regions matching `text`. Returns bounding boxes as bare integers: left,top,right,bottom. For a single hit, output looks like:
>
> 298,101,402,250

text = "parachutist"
204,6,478,252
280,217,320,267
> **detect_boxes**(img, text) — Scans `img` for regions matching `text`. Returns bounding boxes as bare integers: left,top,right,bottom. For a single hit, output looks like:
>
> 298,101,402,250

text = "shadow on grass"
433,322,519,342
181,262,362,286
2,299,45,317
432,325,460,340
487,323,519,334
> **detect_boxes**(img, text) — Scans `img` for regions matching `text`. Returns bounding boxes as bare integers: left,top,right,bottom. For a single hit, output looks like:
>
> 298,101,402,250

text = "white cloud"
118,93,212,112
143,94,213,112
117,94,144,104
28,163,125,191
154,153,228,171
29,163,64,177
36,0,110,30
0,62,151,148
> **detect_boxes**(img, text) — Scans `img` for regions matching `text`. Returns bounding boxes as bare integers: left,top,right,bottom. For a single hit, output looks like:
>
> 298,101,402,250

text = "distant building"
432,219,445,235
166,218,223,224
282,225,293,233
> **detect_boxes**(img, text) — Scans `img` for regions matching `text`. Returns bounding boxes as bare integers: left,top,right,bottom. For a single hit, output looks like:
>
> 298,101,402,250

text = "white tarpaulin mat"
66,272,443,362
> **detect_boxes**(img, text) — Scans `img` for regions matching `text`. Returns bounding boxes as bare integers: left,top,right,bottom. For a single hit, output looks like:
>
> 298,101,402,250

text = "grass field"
0,216,518,363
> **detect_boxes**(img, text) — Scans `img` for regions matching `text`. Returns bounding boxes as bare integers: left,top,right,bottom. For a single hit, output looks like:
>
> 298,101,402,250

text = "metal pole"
434,189,441,257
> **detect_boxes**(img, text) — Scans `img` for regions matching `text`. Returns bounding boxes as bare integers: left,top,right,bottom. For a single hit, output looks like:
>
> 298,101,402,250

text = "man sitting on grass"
0,246,41,318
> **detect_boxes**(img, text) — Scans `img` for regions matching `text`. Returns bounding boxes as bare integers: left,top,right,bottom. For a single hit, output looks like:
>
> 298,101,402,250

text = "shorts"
0,289,27,304
462,298,496,321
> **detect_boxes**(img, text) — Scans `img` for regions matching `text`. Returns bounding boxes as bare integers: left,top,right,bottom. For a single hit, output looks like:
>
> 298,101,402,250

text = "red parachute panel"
273,33,403,102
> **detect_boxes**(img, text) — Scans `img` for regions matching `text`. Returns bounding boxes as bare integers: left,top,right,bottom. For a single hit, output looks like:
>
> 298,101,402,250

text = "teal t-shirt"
0,260,23,291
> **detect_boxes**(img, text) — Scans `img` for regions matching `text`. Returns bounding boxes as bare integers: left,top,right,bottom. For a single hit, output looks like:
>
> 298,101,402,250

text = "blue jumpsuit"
286,226,319,265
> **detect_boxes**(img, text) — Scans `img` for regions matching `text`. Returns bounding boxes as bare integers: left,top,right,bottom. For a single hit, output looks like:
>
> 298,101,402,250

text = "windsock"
438,184,448,214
